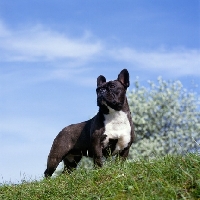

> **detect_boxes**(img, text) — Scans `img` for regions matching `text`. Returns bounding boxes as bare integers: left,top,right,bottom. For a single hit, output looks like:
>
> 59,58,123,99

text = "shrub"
128,77,200,159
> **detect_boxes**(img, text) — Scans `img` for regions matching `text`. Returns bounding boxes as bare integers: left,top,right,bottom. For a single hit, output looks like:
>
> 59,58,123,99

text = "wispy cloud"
0,20,103,86
110,47,200,77
0,22,103,62
1,19,200,80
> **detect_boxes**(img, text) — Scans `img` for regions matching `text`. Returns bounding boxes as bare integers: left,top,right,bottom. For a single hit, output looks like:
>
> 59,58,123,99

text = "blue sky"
0,0,200,183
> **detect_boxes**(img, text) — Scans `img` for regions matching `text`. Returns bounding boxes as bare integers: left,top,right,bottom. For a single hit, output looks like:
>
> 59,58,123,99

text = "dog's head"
96,69,130,114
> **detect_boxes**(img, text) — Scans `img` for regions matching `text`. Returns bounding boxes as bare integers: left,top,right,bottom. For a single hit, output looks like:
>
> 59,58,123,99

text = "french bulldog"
44,69,135,177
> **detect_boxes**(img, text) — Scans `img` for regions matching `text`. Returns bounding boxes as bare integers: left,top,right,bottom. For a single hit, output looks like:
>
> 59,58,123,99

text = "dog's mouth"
97,96,123,112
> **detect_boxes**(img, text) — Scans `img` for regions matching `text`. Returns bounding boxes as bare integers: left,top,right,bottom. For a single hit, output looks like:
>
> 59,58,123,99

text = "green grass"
0,154,200,200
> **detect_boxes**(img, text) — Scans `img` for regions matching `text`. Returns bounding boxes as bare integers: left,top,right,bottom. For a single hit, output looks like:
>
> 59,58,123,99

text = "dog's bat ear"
117,69,130,88
97,75,106,87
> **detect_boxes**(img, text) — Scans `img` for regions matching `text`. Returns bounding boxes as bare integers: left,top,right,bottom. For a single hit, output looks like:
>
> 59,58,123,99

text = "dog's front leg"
91,131,104,167
119,146,130,160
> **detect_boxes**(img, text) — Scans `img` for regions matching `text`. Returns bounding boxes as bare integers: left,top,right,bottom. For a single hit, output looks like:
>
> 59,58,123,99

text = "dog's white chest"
103,110,131,154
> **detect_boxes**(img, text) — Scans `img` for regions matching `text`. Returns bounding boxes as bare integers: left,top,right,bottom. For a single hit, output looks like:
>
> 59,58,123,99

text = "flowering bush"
128,77,200,159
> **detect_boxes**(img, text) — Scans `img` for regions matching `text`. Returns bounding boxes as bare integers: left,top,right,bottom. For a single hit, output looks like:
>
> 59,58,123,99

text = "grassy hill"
0,154,200,200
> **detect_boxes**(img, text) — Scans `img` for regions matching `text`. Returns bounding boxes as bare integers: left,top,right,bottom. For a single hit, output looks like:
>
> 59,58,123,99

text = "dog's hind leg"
44,131,74,177
45,147,74,177
44,156,62,177
63,154,82,173
44,122,87,177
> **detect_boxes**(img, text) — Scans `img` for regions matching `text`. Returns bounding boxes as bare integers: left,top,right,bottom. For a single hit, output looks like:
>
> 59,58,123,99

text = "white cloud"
0,23,103,62
0,19,200,80
110,47,200,77
0,21,102,87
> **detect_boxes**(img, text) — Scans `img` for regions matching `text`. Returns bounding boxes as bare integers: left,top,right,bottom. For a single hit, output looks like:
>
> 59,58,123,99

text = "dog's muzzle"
97,88,106,100
98,88,106,95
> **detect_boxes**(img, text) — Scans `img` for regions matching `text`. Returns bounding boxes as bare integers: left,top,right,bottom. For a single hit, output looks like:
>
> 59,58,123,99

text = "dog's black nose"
98,88,106,99
99,88,106,94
